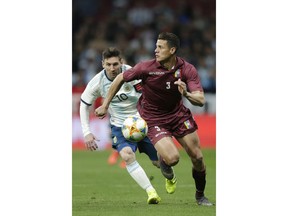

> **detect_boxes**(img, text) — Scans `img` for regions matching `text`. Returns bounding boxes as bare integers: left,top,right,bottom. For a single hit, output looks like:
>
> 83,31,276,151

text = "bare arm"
174,78,205,107
184,91,205,107
95,73,125,118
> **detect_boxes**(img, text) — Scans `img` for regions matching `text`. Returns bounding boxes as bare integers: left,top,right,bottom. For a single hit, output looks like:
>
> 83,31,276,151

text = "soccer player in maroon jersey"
95,32,214,206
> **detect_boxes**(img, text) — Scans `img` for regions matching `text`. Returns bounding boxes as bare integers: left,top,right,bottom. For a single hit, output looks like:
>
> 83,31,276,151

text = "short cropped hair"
102,47,122,60
158,32,180,53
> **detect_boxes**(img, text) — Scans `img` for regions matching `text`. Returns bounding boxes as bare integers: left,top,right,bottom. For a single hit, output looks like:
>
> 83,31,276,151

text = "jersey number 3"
166,82,171,89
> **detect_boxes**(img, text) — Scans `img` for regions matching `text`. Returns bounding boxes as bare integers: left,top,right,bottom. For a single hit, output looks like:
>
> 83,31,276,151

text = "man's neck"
161,56,177,70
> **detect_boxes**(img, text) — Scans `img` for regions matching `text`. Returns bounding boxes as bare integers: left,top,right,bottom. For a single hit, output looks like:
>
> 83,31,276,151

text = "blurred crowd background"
72,0,216,148
72,0,216,93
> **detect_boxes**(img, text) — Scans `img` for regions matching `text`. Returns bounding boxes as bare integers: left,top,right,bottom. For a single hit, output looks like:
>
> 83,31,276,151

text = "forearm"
79,102,91,136
102,73,125,108
184,91,205,107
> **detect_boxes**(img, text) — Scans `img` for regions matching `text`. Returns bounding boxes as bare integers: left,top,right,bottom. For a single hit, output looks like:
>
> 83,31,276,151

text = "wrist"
102,102,109,110
183,90,188,97
83,131,91,137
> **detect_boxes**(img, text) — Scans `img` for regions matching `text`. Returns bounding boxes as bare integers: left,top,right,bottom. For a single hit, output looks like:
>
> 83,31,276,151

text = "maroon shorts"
146,107,198,145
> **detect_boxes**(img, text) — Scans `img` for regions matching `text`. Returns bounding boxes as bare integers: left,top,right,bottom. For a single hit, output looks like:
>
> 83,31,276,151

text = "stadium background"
72,0,216,149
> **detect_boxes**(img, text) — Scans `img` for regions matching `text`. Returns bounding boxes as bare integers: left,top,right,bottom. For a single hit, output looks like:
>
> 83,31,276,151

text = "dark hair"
102,47,122,60
158,32,180,53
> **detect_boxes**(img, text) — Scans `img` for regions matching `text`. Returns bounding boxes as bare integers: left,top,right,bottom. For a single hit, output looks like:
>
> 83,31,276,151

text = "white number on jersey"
166,82,171,89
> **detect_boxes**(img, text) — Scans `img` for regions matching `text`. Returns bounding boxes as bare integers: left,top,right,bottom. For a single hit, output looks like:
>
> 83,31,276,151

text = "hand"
84,133,99,151
95,105,108,119
174,78,188,97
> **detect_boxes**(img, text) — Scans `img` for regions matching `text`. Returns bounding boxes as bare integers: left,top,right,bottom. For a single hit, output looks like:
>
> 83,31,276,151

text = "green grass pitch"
72,148,216,216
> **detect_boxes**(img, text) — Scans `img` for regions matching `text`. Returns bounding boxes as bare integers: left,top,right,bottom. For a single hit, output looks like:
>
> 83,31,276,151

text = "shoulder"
142,59,157,67
87,69,106,89
177,57,194,69
176,58,199,82
134,59,157,69
177,58,196,73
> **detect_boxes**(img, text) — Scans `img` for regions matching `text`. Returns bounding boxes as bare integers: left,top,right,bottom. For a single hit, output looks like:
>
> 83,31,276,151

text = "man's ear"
170,47,176,55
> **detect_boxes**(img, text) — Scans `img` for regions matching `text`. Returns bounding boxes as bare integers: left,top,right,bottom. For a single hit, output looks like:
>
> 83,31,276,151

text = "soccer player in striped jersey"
95,33,214,206
79,47,161,204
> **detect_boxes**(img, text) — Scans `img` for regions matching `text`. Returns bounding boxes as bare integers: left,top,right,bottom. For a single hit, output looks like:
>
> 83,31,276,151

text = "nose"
110,65,115,71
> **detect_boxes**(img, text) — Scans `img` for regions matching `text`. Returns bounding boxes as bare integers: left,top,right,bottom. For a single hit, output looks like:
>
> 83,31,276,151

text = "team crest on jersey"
123,84,131,92
113,136,117,143
174,69,181,78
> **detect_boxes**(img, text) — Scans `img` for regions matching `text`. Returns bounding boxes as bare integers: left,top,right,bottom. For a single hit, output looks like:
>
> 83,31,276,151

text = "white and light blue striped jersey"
80,64,142,135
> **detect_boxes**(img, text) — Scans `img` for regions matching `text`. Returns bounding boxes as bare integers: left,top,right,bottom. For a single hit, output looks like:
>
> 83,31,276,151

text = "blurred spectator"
78,47,101,84
197,57,216,93
127,1,154,27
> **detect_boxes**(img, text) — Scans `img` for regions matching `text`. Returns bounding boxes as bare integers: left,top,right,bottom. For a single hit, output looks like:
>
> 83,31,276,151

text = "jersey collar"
155,57,184,71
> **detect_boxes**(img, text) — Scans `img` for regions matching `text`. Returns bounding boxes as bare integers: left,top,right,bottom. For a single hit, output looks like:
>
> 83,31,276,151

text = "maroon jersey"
123,57,203,127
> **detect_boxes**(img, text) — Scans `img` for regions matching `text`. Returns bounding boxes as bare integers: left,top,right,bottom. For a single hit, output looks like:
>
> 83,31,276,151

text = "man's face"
102,57,122,80
154,39,175,63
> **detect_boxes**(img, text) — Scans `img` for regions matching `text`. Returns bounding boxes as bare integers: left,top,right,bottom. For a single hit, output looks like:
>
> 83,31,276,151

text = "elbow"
191,99,205,107
201,97,206,106
198,97,206,107
199,102,205,107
